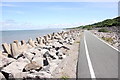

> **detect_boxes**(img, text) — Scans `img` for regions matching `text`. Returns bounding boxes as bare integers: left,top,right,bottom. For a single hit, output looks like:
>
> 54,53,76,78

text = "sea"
0,29,63,50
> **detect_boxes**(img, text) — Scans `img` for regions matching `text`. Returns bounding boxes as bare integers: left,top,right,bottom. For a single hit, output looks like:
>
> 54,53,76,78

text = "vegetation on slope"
98,28,109,32
73,16,120,30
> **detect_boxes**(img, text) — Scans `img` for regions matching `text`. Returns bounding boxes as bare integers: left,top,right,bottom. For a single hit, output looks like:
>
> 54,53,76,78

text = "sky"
0,2,118,30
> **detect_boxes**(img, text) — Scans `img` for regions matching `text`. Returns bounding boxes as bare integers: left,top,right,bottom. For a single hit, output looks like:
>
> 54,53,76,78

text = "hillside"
75,16,120,29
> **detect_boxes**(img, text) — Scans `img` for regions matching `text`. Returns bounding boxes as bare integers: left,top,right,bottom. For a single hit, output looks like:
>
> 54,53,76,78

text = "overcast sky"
0,2,118,30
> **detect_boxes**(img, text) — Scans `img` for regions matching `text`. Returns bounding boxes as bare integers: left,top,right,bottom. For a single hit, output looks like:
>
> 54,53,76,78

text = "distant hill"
74,16,120,29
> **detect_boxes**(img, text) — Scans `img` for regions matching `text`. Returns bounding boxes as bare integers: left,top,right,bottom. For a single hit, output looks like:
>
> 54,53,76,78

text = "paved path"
77,30,118,79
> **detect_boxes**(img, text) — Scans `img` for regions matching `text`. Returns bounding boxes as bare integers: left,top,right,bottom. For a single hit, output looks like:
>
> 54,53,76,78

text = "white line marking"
90,32,120,52
84,34,96,78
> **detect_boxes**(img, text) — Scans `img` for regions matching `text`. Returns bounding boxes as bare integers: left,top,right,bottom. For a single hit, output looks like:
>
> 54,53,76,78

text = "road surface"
77,30,118,79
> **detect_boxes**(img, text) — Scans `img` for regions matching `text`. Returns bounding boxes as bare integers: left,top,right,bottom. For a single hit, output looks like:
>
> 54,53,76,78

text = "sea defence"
0,29,81,79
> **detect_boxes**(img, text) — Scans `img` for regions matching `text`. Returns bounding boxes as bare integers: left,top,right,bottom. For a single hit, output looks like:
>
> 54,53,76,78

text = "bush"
87,28,92,30
102,37,113,43
61,76,69,80
98,28,109,32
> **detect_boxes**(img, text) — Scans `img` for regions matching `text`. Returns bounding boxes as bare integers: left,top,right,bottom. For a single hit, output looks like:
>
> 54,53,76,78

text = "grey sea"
0,29,63,50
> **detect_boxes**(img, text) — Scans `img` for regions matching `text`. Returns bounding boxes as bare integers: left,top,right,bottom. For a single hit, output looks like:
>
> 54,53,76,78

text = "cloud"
0,19,95,31
0,3,18,7
0,18,111,31
1,20,81,30
1,0,119,2
4,10,25,15
0,20,45,31
47,23,84,28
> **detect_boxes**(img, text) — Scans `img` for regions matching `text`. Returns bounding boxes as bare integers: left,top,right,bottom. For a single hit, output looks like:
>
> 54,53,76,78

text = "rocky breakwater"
91,30,119,49
0,29,81,79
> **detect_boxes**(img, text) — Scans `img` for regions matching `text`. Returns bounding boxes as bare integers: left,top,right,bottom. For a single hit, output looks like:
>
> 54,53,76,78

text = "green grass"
61,76,69,80
75,41,80,43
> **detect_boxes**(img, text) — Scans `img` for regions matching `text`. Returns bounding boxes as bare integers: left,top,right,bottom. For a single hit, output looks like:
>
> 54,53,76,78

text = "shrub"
61,76,69,80
102,37,113,43
98,28,109,32
76,41,80,43
87,28,92,30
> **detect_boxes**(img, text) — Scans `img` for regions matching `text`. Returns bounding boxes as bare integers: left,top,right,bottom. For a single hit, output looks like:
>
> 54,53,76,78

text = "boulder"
47,50,57,60
13,40,19,47
1,71,14,80
32,49,42,57
28,39,35,47
36,37,39,42
2,61,27,73
56,52,64,59
23,51,34,61
41,37,46,45
43,36,48,42
23,61,42,72
0,57,15,70
1,61,28,78
37,37,42,44
19,44,29,52
21,40,26,45
17,57,30,64
2,52,8,57
25,71,52,78
2,43,11,55
36,37,41,44
11,72,28,78
0,50,2,54
11,43,19,58
32,57,43,68
47,34,51,40
26,44,32,49
0,72,6,80
0,52,7,60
